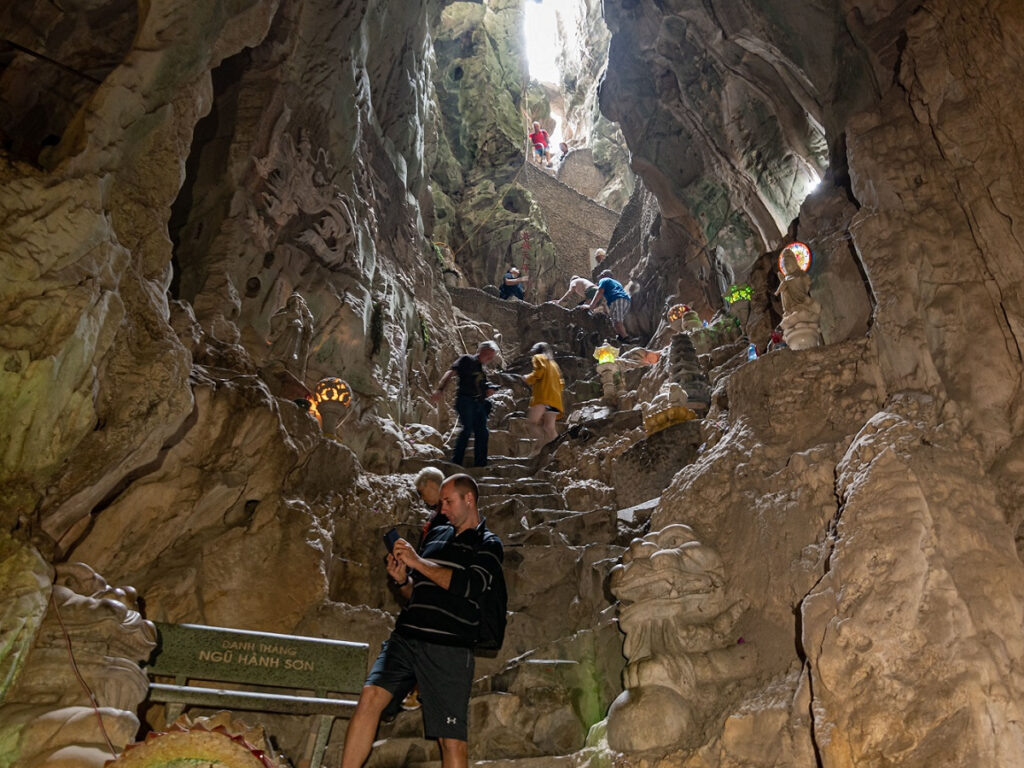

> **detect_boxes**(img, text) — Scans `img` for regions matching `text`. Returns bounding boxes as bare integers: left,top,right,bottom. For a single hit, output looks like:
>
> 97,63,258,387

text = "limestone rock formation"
0,563,155,768
608,524,752,752
4,0,1024,767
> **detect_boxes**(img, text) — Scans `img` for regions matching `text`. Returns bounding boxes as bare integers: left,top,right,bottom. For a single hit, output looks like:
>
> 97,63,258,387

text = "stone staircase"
519,163,620,298
368,348,679,768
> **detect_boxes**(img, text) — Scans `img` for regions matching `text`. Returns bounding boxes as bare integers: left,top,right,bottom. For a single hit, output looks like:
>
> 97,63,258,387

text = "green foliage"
419,316,430,349
431,242,445,267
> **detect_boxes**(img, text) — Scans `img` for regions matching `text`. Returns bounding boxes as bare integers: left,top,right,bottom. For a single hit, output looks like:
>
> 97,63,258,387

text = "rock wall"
551,0,634,212
556,149,607,201
0,0,484,734
428,0,561,296
602,0,1024,764
5,0,1024,766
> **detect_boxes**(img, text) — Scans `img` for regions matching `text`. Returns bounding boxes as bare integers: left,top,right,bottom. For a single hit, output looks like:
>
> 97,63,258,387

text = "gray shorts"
366,633,474,740
608,298,631,324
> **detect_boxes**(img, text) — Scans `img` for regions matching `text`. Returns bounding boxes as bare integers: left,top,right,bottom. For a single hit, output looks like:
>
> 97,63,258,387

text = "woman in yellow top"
523,342,564,454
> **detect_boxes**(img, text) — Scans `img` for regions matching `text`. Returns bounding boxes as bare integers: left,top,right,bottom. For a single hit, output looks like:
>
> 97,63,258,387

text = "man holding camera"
431,341,500,467
340,474,504,768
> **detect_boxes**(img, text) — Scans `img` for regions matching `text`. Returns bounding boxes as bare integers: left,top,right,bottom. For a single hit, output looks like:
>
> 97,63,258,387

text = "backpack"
476,551,507,653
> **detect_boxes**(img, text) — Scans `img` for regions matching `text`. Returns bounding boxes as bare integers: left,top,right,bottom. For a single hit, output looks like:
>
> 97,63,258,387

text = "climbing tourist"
523,342,564,455
431,341,500,467
589,269,632,342
593,248,607,268
528,120,550,165
555,275,598,307
558,141,570,162
340,473,504,768
498,265,528,300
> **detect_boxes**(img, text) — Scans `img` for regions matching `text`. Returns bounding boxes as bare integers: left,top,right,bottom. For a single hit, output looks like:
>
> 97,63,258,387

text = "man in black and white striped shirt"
340,474,504,768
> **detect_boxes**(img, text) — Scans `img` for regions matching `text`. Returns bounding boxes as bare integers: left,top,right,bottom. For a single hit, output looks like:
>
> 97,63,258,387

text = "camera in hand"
383,527,399,552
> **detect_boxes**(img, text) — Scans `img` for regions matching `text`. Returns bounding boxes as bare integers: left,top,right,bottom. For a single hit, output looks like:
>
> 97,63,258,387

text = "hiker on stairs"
522,342,564,455
432,341,500,467
499,265,529,300
589,268,633,342
554,274,598,308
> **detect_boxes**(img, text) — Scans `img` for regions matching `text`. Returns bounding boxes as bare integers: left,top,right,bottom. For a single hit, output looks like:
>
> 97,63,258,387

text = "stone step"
521,508,578,526
466,460,535,478
503,527,572,547
615,496,660,526
476,477,554,494
480,493,566,513
397,456,464,476
521,507,618,545
482,657,586,695
483,430,535,459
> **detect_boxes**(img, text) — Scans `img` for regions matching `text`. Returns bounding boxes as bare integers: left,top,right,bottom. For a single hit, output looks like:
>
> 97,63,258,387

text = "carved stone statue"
0,563,155,768
249,130,358,269
266,292,314,381
607,524,754,752
775,248,822,350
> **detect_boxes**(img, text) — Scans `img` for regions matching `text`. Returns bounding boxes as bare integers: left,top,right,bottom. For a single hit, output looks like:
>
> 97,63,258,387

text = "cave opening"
523,0,590,146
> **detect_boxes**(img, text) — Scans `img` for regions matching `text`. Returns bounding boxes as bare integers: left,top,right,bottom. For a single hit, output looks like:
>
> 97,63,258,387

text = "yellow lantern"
314,377,352,407
593,341,620,365
666,303,690,323
312,377,352,434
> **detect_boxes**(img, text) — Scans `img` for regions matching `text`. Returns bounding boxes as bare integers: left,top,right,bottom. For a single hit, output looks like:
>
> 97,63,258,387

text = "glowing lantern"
593,340,623,404
778,242,812,274
593,341,620,365
724,284,753,304
666,304,690,323
313,377,352,435
315,377,352,407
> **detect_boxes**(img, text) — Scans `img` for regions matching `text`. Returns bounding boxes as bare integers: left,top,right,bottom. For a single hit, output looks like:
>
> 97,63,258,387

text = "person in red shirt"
528,121,550,165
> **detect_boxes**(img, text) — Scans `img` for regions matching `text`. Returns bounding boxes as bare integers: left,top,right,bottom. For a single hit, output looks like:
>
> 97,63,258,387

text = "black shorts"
366,633,474,740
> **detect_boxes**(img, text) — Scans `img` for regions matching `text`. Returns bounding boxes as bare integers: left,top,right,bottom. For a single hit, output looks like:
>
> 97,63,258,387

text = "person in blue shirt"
588,269,632,341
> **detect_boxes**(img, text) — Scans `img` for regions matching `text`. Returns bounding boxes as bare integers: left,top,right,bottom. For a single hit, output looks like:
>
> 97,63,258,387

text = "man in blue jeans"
431,341,499,466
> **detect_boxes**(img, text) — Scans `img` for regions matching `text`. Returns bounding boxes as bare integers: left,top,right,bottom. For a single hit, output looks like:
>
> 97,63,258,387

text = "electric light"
666,304,690,323
314,377,352,407
779,242,812,274
593,341,620,365
724,284,752,304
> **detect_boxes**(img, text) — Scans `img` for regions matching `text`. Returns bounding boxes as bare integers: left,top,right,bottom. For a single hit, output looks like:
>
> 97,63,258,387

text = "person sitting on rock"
522,342,564,455
528,121,550,165
555,275,598,307
589,269,632,342
499,265,528,300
